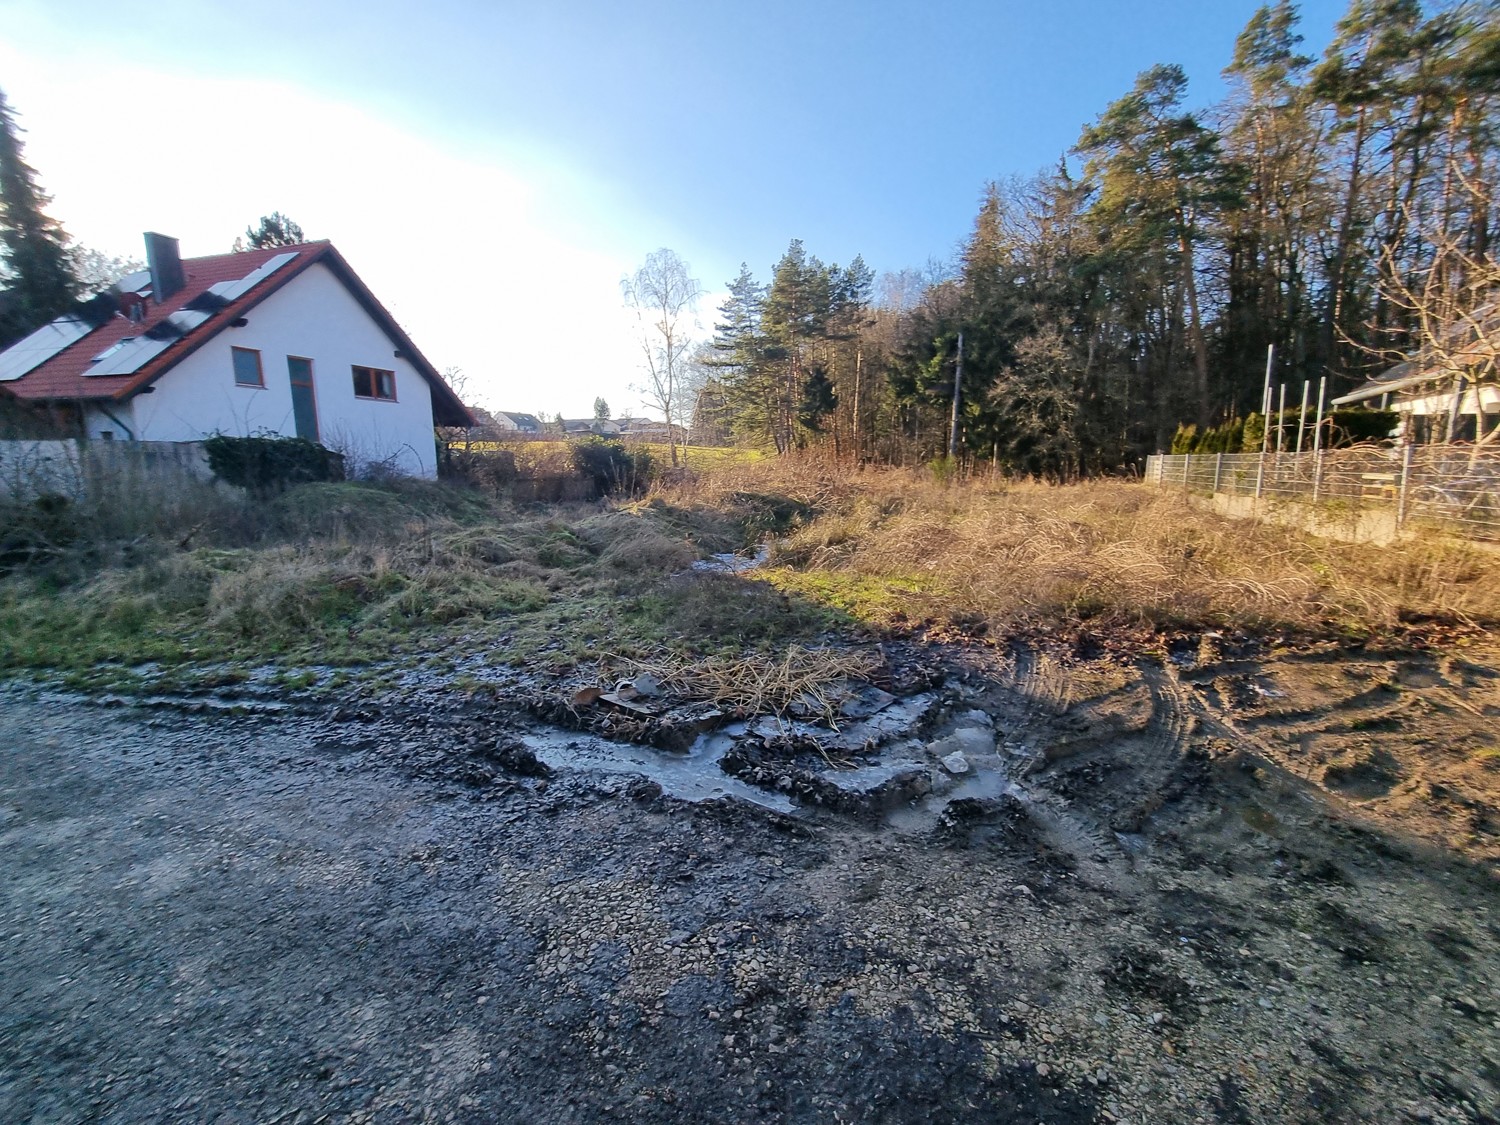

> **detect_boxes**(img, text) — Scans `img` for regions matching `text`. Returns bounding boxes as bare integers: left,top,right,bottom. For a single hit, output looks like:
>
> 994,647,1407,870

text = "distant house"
490,411,544,434
561,417,621,436
0,232,471,476
1332,302,1499,444
618,417,686,443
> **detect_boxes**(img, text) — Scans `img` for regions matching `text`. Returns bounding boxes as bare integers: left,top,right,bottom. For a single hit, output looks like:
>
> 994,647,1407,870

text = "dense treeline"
696,0,1499,477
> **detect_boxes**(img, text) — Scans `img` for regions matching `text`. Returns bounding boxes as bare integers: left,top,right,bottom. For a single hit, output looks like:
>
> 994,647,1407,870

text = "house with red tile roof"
0,234,471,477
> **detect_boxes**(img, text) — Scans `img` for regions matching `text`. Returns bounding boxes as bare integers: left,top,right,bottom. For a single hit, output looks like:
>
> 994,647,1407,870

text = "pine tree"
710,265,778,449
0,87,76,340
236,212,306,251
1077,64,1240,427
1218,1,1323,405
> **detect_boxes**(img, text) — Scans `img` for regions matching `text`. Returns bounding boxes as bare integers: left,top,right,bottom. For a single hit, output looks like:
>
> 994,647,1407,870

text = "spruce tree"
0,87,76,339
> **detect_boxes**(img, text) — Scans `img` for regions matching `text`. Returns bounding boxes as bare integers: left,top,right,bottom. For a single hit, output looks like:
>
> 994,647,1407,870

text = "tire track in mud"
992,650,1200,874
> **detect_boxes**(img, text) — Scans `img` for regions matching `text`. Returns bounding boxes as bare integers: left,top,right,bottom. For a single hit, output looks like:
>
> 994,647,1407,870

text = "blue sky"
1,0,1352,416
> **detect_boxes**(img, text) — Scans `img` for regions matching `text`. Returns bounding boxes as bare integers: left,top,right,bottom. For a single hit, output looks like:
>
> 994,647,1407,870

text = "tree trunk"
1324,106,1369,379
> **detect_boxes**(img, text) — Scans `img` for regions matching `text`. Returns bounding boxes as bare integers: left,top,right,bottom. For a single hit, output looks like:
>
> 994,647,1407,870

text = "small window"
98,430,114,441
352,364,397,401
232,346,264,387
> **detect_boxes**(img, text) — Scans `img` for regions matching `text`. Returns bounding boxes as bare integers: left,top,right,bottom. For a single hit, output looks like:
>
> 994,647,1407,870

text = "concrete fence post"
1213,452,1224,495
1397,442,1414,530
1312,449,1325,503
1182,453,1191,493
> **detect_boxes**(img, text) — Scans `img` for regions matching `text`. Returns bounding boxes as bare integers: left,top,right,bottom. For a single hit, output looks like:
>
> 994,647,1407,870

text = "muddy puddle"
521,726,797,813
524,685,1036,832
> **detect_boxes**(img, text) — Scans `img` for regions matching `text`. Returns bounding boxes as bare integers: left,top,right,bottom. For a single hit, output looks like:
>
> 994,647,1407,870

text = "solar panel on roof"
113,269,151,294
166,309,211,334
83,335,174,376
208,251,299,302
0,315,93,382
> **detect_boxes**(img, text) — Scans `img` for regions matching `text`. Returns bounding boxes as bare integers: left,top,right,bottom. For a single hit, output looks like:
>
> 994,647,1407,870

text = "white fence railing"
1145,446,1500,541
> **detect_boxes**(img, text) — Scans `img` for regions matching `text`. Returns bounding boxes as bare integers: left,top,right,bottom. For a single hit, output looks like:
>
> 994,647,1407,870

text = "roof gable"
0,241,471,427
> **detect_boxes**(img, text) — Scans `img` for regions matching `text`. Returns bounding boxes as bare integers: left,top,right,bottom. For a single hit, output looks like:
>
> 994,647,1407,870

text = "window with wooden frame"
231,346,264,387
351,365,397,401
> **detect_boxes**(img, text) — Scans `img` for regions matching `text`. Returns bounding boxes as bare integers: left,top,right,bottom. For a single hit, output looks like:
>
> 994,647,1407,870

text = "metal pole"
1259,344,1275,453
1275,384,1287,455
1311,377,1328,502
1311,377,1328,454
1183,452,1192,492
1295,380,1310,454
948,332,963,461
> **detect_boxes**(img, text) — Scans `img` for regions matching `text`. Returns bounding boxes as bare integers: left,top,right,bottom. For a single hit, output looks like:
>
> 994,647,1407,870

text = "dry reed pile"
619,645,883,719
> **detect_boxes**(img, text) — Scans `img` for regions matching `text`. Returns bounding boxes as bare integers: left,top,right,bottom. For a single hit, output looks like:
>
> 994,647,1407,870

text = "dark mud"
3,636,1499,1123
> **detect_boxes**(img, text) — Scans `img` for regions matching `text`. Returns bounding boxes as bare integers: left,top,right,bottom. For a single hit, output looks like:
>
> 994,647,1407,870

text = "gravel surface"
2,658,1497,1123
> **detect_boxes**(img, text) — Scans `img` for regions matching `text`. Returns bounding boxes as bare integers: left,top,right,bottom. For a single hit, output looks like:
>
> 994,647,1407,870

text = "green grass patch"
757,568,940,629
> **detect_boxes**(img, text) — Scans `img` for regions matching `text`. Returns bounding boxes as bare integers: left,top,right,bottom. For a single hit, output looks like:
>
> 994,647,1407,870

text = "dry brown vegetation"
616,644,884,722
657,458,1500,638
6,452,1499,692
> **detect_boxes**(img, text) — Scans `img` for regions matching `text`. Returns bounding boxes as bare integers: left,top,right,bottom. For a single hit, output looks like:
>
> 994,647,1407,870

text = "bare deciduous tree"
622,248,701,467
1372,181,1499,451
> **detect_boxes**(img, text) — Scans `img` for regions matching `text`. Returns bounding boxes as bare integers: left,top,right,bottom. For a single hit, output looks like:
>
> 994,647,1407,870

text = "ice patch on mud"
746,692,938,753
690,543,771,574
521,726,796,813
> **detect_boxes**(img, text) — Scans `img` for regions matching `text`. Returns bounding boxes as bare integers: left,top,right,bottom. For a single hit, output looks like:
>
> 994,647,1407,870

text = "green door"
287,356,319,442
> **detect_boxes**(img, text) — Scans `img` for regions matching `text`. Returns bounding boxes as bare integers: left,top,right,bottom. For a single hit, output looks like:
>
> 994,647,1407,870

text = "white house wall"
82,399,136,441
127,263,439,476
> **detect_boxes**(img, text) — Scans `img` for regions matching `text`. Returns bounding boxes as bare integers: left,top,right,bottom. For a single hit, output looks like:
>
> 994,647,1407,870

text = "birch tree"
623,248,701,467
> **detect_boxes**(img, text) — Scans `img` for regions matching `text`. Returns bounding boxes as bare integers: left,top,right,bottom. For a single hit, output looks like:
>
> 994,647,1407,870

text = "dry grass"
1,478,733,672
660,459,1500,635
618,644,883,720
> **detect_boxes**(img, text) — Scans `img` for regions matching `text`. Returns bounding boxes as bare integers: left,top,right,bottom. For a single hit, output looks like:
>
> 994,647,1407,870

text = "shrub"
1241,412,1265,452
570,438,653,497
0,493,77,570
1327,408,1398,447
442,447,517,492
204,434,345,495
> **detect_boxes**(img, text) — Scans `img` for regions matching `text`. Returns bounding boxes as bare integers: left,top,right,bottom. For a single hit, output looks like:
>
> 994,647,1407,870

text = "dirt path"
2,669,1497,1123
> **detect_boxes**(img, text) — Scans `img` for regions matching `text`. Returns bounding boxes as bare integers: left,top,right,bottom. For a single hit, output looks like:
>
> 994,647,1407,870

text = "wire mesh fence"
1145,446,1500,541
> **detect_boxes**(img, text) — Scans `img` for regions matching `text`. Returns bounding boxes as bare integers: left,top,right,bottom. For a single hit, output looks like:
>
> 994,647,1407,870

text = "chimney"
144,232,185,302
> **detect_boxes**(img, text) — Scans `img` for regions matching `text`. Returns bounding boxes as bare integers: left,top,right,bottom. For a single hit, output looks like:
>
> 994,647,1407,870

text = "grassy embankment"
3,455,1497,696
0,466,833,691
690,460,1500,639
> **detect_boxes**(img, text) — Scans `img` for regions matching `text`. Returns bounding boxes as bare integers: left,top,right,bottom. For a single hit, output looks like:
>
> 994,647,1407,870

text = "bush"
204,434,345,496
570,438,653,497
1169,408,1393,455
442,447,517,492
1327,408,1398,447
1241,412,1265,452
0,493,78,570
1172,418,1247,455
